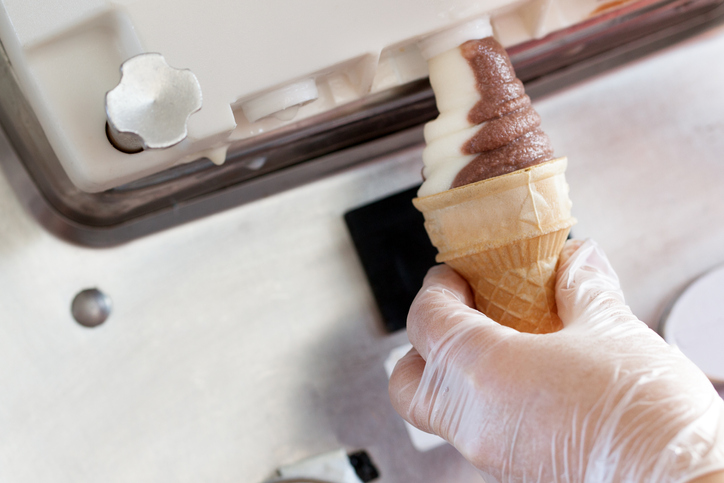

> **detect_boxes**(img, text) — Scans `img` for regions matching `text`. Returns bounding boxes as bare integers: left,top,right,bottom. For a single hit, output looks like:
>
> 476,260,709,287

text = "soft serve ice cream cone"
414,30,575,334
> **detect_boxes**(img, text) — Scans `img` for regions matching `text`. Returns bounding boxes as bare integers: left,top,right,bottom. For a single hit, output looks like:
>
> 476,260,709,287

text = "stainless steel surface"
1,0,723,245
71,288,112,328
1,20,724,483
105,53,203,153
268,479,336,483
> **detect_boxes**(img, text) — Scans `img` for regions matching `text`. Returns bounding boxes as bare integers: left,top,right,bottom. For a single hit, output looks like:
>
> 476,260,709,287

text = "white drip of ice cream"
417,17,493,197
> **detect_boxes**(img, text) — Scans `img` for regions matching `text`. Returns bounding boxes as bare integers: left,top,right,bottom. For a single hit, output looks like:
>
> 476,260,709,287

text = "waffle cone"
413,157,575,334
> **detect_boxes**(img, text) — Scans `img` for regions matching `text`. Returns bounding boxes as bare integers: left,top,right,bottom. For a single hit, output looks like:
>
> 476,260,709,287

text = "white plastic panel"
0,0,632,192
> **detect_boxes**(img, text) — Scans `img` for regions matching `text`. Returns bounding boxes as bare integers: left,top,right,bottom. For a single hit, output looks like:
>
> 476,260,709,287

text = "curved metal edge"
0,122,425,247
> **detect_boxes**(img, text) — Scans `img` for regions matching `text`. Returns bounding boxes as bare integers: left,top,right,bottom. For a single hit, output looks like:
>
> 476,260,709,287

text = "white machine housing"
0,0,622,192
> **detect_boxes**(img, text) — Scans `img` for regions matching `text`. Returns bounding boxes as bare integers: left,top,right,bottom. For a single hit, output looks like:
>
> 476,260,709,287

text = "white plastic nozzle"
417,16,494,61
241,78,319,123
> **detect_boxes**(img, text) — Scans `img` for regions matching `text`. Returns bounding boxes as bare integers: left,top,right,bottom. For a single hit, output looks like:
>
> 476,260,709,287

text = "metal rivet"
71,289,112,328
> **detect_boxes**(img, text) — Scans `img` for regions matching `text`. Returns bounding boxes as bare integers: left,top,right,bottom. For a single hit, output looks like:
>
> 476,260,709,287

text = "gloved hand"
389,239,724,483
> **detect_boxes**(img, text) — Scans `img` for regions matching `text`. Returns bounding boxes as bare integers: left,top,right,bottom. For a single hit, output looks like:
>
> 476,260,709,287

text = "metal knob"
105,53,202,153
71,288,112,328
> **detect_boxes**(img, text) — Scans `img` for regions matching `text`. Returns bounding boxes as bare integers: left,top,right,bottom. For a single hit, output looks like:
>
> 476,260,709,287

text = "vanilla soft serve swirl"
419,37,554,197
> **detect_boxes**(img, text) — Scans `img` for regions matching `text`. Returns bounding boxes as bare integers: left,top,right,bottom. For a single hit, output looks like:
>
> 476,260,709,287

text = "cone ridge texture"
446,228,569,333
413,158,575,334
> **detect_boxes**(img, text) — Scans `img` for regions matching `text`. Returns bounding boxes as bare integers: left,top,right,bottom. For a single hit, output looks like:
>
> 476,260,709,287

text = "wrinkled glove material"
389,239,724,483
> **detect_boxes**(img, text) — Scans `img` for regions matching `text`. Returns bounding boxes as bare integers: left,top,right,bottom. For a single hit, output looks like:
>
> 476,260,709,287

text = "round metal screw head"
71,288,112,328
105,53,202,153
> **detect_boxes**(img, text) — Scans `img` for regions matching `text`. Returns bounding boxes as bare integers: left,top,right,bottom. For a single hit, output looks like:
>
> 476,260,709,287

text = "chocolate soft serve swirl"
455,38,553,186
418,37,554,197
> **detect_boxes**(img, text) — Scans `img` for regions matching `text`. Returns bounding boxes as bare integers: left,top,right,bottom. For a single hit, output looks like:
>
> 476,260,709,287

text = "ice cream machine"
1,0,722,246
1,1,724,482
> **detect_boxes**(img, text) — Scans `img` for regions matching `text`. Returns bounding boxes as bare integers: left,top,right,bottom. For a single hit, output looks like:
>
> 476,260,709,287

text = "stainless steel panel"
1,22,724,483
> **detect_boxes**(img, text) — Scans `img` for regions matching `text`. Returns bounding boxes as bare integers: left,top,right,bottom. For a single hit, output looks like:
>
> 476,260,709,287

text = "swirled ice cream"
414,33,575,333
418,37,554,197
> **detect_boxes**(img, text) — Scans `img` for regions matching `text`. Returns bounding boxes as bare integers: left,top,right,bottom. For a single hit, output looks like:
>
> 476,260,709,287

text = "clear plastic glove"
389,239,724,483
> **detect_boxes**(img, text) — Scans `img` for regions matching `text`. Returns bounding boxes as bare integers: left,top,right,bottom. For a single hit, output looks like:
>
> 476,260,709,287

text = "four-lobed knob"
105,53,202,153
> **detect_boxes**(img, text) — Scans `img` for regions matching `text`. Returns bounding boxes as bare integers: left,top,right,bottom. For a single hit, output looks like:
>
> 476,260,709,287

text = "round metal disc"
661,264,724,383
